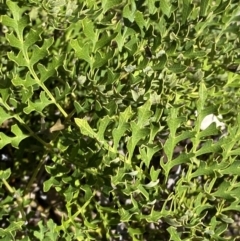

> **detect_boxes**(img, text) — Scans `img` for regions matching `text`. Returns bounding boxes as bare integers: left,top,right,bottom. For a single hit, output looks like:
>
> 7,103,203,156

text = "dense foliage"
0,0,240,240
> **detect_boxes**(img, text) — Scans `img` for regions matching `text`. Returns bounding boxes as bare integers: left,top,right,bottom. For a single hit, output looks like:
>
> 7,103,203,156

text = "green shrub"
0,0,240,240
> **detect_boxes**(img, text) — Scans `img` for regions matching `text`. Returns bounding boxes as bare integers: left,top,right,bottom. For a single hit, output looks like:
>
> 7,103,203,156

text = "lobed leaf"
23,91,53,114
29,38,54,67
75,118,97,139
127,122,149,161
0,124,28,149
70,39,92,65
112,106,133,151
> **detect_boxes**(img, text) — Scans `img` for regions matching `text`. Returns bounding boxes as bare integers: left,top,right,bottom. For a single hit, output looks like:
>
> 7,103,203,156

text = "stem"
2,178,26,222
22,123,52,148
2,104,52,149
24,154,49,196
41,83,68,118
15,116,53,149
29,66,68,118
21,42,68,118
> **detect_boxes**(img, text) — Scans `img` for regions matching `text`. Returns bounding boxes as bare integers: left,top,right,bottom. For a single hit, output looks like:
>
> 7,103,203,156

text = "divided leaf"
0,124,28,149
23,91,53,114
75,118,97,139
112,106,133,151
127,122,149,161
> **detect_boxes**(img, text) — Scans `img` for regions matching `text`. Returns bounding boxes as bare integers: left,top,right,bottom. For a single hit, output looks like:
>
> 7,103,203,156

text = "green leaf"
24,28,42,49
96,116,111,142
153,54,167,70
220,161,240,175
119,208,132,222
12,73,37,88
215,223,228,236
33,221,46,240
127,122,149,160
82,18,98,44
175,131,196,144
198,123,220,138
0,15,17,31
54,82,75,101
182,0,191,24
123,4,135,22
101,0,122,13
149,123,161,142
29,38,54,67
92,51,112,69
190,161,227,179
163,216,182,227
0,169,11,180
8,51,28,66
168,63,187,73
184,50,207,59
5,32,21,50
45,220,58,241
75,118,97,138
128,227,142,236
213,0,231,14
139,145,161,168
170,154,194,179
10,124,29,148
167,226,181,241
137,100,152,128
0,221,25,236
94,32,117,52
84,219,98,230
23,91,53,114
114,24,135,52
74,101,84,114
6,0,26,22
144,179,159,188
160,0,171,17
43,176,60,192
81,184,93,202
146,209,163,222
195,140,221,156
137,184,149,200
0,107,13,126
163,139,174,163
70,39,92,65
211,180,234,200
37,55,64,83
2,1,28,38
147,0,157,14
0,124,28,149
150,166,161,181
200,0,210,16
111,167,125,185
167,110,184,136
135,11,146,31
112,106,133,151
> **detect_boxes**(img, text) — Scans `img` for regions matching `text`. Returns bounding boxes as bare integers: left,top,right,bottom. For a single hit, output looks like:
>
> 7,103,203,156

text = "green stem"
20,42,68,118
1,104,52,149
41,83,68,118
29,66,68,118
22,123,52,148
15,116,53,149
24,153,49,196
2,178,26,221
